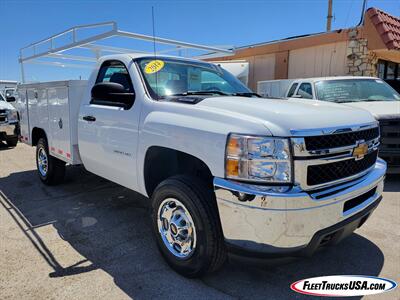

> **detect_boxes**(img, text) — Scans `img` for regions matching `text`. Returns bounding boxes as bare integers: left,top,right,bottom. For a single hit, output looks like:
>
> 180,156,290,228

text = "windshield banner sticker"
291,275,397,297
145,60,165,74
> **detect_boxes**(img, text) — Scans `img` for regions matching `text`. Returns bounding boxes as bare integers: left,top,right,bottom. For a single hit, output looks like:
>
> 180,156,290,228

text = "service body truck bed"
18,80,87,165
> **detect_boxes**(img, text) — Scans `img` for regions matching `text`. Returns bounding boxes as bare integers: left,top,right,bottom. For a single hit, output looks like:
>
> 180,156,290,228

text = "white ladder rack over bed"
19,21,234,82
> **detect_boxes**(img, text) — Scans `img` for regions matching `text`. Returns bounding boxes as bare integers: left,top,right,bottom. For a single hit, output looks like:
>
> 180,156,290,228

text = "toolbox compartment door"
48,86,71,161
26,88,38,143
16,88,29,143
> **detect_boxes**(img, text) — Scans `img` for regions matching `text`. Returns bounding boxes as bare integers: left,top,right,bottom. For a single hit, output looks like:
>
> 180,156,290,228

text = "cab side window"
296,83,313,99
92,60,135,109
287,83,298,97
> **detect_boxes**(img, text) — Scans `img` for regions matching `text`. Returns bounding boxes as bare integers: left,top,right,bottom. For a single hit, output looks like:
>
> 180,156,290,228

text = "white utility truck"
257,79,294,99
258,77,400,173
0,80,18,109
17,23,386,277
0,80,17,94
0,92,19,147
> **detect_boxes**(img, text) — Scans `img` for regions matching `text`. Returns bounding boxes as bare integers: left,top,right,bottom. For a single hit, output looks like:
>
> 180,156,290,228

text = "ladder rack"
19,21,234,82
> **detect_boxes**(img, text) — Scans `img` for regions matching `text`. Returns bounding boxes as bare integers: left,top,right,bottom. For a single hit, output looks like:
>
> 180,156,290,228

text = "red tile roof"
367,7,400,50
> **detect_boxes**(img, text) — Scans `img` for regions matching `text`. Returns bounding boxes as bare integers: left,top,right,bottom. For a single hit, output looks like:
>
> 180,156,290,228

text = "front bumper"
0,122,19,139
214,159,386,257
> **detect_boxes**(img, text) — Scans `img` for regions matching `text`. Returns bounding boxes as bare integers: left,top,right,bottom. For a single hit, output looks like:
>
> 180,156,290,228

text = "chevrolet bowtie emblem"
353,141,368,160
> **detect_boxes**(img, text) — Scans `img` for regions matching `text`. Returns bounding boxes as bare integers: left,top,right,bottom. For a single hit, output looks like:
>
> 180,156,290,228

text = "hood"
197,97,376,136
0,100,15,110
342,101,400,120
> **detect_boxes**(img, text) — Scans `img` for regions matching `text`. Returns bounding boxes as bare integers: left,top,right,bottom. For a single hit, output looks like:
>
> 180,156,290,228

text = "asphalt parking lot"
1,142,399,300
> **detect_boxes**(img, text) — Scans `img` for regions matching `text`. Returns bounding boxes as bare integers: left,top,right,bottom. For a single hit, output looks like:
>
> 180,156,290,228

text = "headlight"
225,134,292,183
7,110,18,122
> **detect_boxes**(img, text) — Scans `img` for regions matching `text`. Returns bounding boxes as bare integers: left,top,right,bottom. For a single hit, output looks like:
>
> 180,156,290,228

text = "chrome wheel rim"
157,198,197,259
38,147,48,176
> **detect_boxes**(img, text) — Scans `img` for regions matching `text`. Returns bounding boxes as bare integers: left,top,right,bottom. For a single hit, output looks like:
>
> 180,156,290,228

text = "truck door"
78,60,140,190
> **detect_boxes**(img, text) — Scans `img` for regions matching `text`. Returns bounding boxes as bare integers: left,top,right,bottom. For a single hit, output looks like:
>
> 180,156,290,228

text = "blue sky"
1,0,399,82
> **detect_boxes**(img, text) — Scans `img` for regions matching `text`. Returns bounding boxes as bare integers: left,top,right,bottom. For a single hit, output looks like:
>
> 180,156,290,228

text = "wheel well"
31,128,47,146
144,146,213,197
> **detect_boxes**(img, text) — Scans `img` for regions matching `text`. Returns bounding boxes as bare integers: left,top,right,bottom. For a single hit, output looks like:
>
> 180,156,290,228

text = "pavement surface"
0,142,399,300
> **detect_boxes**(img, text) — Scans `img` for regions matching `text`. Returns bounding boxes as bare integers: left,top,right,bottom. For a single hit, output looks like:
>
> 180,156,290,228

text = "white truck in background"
258,77,400,173
16,24,386,277
0,80,18,98
0,80,18,108
0,92,19,147
257,79,294,98
0,80,17,93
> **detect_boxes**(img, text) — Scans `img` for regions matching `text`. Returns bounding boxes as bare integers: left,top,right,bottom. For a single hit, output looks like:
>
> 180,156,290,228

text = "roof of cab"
292,76,379,83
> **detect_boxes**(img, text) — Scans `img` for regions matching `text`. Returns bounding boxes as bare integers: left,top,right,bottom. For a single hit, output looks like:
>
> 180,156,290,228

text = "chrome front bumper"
214,159,386,256
0,122,19,138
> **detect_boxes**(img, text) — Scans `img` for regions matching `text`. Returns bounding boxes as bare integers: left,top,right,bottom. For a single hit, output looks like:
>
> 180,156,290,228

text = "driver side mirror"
91,82,135,109
6,96,16,102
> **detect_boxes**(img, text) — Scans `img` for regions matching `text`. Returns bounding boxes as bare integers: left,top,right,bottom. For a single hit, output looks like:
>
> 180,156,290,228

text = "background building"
210,7,400,92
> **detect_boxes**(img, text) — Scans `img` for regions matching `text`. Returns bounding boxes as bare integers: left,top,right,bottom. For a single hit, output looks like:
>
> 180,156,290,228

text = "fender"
136,99,270,197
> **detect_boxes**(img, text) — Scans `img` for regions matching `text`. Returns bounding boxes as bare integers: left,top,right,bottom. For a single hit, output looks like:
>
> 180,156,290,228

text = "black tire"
36,137,66,185
6,137,18,147
151,175,226,277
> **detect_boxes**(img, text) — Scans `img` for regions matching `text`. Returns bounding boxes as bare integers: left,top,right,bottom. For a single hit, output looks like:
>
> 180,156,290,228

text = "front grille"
0,109,7,114
304,127,379,151
307,150,378,186
379,118,400,152
0,115,6,123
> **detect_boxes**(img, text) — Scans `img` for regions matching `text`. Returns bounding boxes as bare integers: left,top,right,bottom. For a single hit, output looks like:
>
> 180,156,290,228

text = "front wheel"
151,175,226,277
36,138,66,185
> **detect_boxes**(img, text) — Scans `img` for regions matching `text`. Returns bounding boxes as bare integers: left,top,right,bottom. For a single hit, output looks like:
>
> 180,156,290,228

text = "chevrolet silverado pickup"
17,54,386,277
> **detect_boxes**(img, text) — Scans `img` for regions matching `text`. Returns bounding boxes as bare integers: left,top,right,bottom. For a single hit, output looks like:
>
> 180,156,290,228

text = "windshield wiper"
232,92,261,98
334,98,389,103
332,99,355,103
356,98,394,102
169,90,229,97
162,90,261,99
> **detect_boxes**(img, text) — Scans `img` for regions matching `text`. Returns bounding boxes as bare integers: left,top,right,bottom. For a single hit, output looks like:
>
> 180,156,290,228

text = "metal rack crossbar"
19,21,234,82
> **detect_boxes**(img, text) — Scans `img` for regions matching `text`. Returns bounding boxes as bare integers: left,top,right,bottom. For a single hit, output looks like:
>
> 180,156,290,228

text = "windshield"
136,57,252,99
315,79,400,103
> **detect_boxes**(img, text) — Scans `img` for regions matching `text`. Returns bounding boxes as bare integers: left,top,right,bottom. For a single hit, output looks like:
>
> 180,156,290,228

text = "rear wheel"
151,175,226,277
36,138,66,185
6,137,18,147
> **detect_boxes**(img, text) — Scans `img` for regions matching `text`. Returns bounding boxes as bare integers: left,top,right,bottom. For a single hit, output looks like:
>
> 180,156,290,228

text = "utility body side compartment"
17,80,87,164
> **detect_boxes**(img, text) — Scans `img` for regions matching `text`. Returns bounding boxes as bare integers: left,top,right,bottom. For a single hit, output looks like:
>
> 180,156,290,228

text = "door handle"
83,115,96,122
